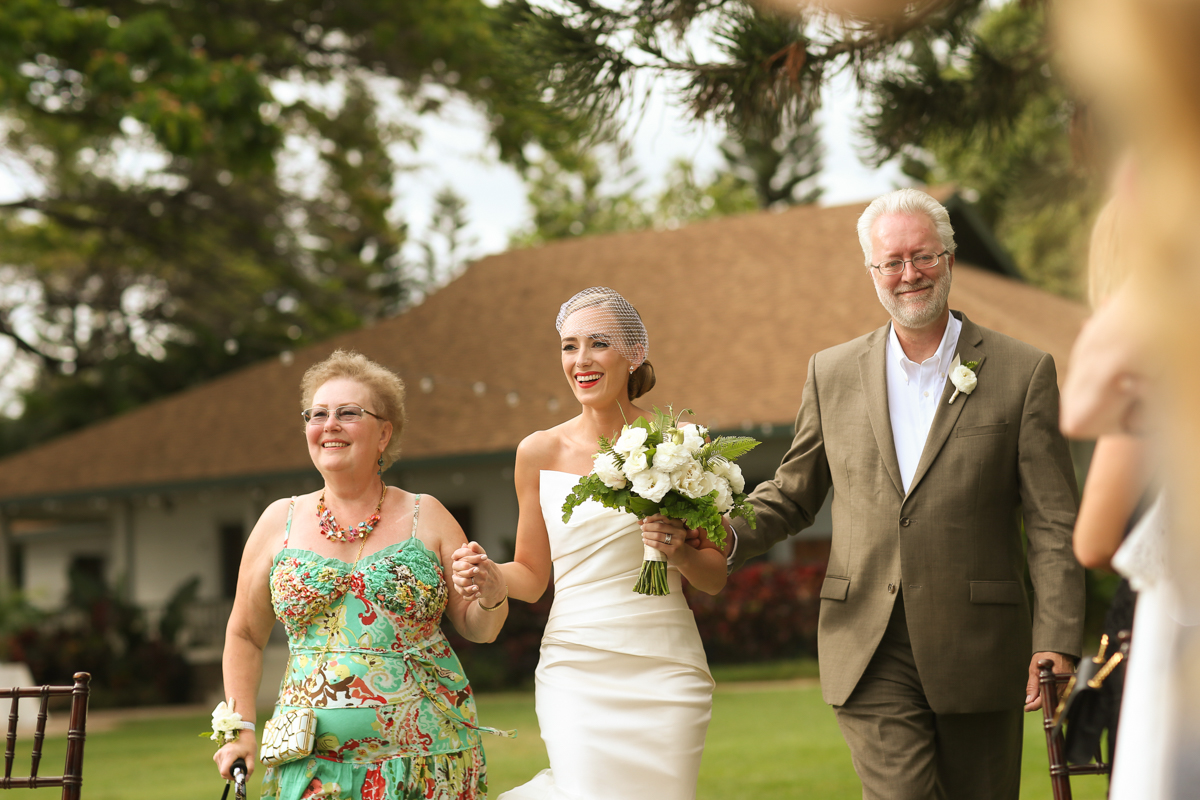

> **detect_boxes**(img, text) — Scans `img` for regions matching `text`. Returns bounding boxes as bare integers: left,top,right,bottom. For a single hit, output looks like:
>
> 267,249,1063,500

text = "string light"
407,371,564,415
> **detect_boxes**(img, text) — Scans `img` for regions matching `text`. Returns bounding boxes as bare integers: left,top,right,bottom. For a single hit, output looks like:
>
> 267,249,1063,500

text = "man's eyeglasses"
871,251,949,276
302,405,385,426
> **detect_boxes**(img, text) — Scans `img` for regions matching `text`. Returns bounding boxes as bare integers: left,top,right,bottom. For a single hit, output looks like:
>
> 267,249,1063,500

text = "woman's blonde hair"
300,350,407,469
1086,197,1128,310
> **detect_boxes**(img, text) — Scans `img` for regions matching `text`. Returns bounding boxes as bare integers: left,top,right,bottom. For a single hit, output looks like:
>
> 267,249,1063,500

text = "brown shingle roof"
0,200,1087,503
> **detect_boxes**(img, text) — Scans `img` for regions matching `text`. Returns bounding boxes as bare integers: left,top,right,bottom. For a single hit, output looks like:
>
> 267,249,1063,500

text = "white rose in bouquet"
593,452,627,489
671,458,708,499
653,440,691,472
714,459,746,493
712,476,735,514
614,426,649,455
622,448,649,478
631,468,672,503
680,423,707,454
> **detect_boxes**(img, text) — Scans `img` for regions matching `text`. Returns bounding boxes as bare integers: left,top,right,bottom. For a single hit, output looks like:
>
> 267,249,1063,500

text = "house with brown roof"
0,192,1088,700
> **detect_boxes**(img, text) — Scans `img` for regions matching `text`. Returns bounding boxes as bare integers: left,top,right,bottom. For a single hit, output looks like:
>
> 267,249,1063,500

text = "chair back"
0,672,90,800
1037,659,1111,800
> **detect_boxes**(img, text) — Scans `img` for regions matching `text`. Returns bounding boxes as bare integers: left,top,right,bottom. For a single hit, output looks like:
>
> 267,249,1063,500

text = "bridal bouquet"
562,408,759,595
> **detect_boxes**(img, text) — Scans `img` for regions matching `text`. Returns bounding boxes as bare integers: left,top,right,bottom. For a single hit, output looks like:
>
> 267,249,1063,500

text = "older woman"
214,349,508,799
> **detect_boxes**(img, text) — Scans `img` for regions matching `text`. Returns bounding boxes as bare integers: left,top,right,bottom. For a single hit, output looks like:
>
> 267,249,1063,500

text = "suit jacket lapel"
858,325,905,498
906,313,986,497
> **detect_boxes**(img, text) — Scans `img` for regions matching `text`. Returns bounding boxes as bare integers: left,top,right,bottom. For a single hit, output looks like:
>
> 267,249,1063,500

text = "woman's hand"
639,514,694,566
1061,286,1152,439
213,732,256,780
451,541,505,606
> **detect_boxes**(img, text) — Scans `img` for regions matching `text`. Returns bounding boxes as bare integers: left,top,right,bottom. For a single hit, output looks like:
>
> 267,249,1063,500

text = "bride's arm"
500,436,553,602
451,434,553,604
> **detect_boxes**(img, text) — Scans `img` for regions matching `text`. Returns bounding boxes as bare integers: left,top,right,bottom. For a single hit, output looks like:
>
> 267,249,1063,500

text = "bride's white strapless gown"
499,470,715,800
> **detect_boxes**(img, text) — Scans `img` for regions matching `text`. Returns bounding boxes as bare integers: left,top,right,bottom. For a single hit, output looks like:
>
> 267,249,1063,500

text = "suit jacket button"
888,583,896,594
900,518,911,527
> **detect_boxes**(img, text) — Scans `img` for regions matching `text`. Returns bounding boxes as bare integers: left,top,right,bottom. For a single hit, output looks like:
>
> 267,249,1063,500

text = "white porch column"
110,499,136,602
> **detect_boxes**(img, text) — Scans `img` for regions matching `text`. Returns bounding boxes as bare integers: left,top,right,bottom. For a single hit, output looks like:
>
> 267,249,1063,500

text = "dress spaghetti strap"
410,494,422,539
283,496,296,547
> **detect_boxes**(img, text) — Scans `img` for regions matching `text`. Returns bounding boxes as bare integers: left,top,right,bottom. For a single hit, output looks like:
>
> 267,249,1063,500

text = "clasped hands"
451,543,509,607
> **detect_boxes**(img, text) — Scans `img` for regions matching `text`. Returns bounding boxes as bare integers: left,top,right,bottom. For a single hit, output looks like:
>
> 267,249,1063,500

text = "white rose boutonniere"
948,354,980,404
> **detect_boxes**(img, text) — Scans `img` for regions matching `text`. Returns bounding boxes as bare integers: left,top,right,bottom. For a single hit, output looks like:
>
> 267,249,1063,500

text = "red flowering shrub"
685,561,826,663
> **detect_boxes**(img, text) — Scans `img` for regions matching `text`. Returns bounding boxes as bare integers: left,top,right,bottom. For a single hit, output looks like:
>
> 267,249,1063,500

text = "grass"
12,678,1109,799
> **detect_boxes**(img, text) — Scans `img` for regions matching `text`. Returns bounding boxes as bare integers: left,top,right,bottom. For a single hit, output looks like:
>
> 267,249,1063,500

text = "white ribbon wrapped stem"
644,543,667,562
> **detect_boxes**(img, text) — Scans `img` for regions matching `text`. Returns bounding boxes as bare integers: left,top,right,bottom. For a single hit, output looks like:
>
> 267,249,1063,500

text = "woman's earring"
377,455,384,476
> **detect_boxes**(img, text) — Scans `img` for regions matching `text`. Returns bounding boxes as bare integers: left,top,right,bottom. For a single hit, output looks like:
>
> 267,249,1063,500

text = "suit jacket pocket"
969,580,1024,604
820,575,850,601
956,423,1008,438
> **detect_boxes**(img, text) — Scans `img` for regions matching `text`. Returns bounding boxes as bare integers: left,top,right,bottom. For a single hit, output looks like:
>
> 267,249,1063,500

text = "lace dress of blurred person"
214,350,510,800
450,288,728,800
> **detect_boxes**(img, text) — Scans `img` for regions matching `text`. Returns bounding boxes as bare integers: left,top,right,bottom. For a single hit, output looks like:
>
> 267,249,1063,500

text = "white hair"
856,188,957,267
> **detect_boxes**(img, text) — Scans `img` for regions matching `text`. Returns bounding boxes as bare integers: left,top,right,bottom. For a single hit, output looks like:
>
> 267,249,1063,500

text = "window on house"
67,555,106,607
11,543,24,590
219,523,245,599
445,505,473,540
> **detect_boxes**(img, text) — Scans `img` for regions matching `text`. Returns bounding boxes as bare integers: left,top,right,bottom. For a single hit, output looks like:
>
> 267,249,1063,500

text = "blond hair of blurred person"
1073,195,1151,572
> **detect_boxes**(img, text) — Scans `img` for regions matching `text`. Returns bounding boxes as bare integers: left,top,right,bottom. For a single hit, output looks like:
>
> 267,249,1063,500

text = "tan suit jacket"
731,312,1085,713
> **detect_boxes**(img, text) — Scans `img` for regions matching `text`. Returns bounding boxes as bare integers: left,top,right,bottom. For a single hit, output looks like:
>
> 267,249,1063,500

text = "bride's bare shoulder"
516,422,577,470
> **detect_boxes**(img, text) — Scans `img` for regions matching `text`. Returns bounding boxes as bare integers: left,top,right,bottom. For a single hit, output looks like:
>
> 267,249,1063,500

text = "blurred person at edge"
1072,195,1152,574
1072,190,1167,795
215,350,508,799
1055,1,1200,798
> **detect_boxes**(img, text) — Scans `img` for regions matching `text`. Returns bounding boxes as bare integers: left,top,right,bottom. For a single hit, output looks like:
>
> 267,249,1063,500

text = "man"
727,189,1084,799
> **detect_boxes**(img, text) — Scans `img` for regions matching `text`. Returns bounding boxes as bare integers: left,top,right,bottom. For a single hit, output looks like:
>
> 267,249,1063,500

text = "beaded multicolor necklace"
317,481,387,542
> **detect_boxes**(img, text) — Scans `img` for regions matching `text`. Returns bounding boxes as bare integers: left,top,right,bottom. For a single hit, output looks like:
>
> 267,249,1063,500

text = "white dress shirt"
726,314,963,566
886,314,962,493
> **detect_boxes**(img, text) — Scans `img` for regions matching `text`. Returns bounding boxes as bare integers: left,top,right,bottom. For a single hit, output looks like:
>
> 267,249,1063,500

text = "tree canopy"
504,0,1096,293
0,0,563,454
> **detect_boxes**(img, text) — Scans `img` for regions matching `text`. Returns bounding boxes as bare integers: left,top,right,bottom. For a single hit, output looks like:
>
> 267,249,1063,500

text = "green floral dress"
261,495,507,800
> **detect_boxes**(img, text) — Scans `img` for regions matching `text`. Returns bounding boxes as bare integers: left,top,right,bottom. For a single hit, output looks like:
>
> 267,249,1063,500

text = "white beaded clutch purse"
259,708,317,767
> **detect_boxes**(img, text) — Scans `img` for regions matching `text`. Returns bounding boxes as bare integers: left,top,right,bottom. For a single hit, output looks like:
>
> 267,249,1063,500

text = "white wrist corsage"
201,698,255,748
948,354,979,404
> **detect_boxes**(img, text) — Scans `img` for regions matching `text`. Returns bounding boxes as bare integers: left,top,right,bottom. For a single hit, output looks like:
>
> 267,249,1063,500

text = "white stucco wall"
18,524,110,610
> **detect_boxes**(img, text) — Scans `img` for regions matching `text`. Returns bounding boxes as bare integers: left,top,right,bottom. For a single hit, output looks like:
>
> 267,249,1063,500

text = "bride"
451,286,727,799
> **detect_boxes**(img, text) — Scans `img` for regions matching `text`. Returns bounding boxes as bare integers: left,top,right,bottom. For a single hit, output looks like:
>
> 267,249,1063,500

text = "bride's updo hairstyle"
556,287,656,401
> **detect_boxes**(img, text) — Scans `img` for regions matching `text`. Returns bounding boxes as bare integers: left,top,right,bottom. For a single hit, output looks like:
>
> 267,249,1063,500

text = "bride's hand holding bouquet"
562,407,759,595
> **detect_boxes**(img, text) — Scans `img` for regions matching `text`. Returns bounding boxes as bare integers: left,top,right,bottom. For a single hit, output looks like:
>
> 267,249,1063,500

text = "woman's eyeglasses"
301,405,385,425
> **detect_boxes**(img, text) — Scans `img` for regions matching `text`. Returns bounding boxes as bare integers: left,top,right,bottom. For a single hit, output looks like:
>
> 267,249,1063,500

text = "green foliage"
2,573,200,707
506,0,1090,296
699,435,760,467
0,0,563,453
510,145,760,247
863,1,1099,297
633,560,669,595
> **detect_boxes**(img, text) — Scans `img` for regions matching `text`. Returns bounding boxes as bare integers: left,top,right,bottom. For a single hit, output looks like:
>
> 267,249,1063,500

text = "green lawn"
13,681,1108,799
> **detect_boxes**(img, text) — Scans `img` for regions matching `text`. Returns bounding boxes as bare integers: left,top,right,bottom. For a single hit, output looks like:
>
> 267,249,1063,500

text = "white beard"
875,268,953,329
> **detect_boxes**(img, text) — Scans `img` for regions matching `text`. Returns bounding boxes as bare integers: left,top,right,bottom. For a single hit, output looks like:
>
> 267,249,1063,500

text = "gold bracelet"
479,588,509,612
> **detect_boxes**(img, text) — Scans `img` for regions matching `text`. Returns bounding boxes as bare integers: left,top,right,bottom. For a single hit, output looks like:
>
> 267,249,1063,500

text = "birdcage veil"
555,287,648,370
